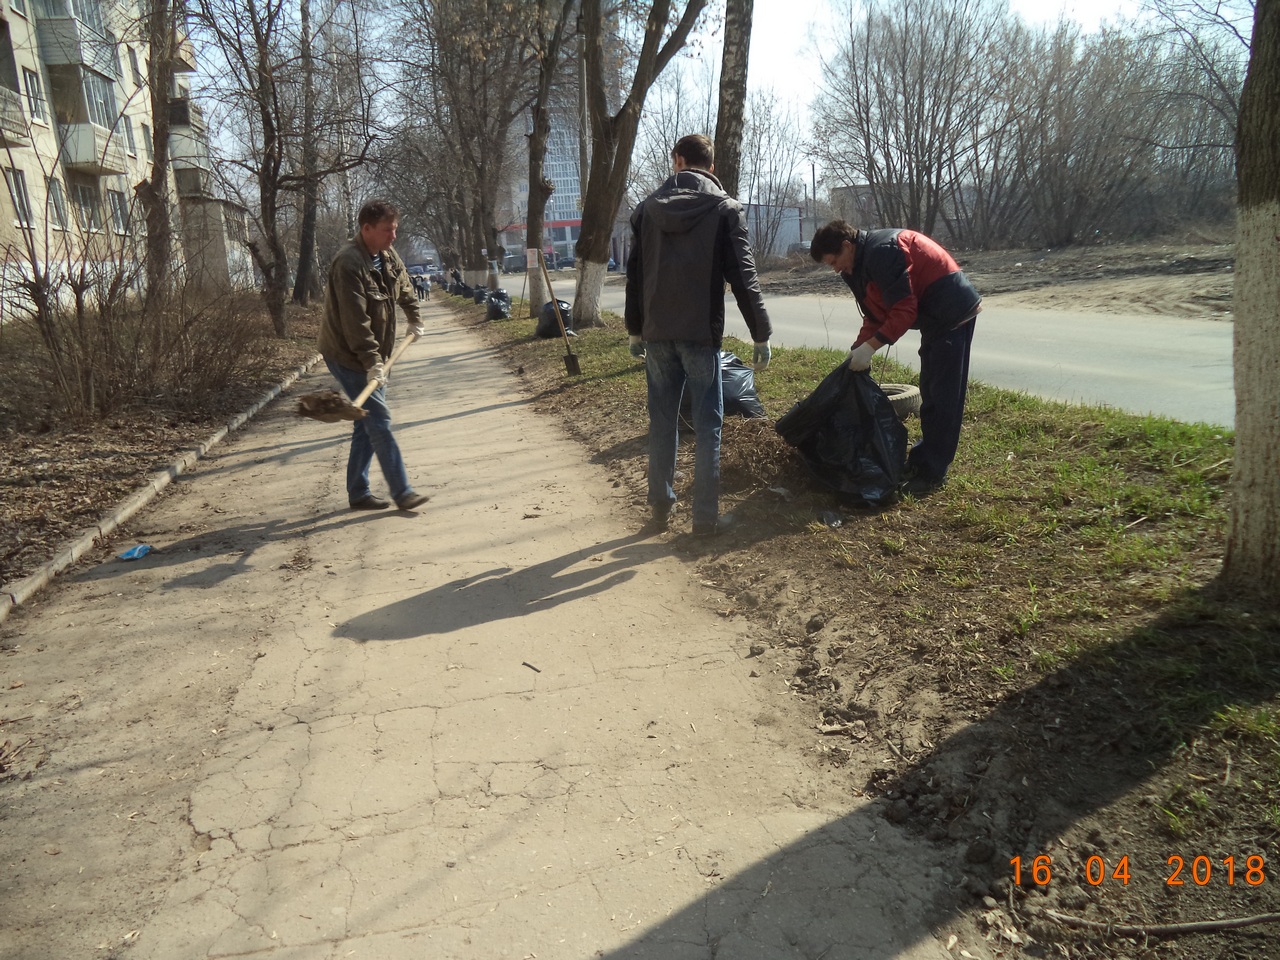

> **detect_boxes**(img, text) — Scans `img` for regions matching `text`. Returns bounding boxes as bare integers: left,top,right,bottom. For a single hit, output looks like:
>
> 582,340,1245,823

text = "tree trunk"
573,0,709,328
714,0,753,200
138,0,179,307
292,0,319,305
526,101,554,316
1223,0,1280,604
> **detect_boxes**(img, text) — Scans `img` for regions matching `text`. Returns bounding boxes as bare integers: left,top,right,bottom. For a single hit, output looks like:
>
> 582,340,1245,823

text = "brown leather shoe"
395,492,430,511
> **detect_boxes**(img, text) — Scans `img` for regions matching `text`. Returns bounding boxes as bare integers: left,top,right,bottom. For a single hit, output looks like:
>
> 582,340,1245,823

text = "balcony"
168,97,206,136
0,87,30,147
169,29,197,73
36,18,119,78
60,122,128,175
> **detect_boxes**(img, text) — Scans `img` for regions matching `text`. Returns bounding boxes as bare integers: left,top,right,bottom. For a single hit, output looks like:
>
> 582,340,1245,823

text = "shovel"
538,259,582,376
297,332,419,423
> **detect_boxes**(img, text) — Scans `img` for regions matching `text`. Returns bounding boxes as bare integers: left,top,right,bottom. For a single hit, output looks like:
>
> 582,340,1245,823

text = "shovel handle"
350,332,419,409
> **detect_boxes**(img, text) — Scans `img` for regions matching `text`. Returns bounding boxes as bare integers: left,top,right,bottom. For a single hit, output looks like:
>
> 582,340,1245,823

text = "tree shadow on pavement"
337,532,670,641
585,584,1280,959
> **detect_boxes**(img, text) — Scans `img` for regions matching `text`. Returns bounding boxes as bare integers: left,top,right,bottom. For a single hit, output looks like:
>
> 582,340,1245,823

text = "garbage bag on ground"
487,294,511,320
775,365,907,506
473,287,488,304
678,352,766,419
536,300,573,339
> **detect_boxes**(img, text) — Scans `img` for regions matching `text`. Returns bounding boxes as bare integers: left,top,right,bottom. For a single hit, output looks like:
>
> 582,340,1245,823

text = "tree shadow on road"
584,584,1280,959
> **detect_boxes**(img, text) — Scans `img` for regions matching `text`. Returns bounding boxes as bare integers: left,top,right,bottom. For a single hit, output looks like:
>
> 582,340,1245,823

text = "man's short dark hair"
359,200,400,227
810,220,858,261
672,134,714,170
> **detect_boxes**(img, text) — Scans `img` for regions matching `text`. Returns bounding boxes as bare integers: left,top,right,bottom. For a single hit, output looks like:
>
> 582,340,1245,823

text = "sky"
743,0,1149,114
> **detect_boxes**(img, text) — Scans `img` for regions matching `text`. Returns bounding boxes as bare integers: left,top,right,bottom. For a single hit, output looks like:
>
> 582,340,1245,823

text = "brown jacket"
320,237,420,373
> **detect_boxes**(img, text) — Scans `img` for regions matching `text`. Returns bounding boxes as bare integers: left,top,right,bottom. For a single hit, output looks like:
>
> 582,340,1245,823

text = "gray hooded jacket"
624,168,771,348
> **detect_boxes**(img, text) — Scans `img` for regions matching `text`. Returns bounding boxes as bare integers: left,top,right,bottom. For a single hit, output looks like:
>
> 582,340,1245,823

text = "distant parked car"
557,256,576,269
786,242,811,257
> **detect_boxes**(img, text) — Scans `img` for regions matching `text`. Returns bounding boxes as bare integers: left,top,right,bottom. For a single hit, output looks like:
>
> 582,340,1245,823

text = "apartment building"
0,0,249,311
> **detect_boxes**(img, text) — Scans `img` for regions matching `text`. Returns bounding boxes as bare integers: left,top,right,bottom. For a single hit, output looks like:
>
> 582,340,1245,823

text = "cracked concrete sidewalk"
1,303,965,960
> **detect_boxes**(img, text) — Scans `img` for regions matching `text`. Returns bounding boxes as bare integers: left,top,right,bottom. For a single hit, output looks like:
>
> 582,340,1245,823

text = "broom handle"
539,259,577,355
350,331,419,409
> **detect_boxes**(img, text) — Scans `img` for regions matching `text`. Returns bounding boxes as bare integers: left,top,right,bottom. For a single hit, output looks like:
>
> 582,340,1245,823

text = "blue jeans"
645,341,722,527
325,358,414,504
910,318,976,481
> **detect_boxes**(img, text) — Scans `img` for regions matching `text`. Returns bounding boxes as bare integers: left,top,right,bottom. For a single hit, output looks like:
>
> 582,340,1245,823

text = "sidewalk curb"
0,355,322,626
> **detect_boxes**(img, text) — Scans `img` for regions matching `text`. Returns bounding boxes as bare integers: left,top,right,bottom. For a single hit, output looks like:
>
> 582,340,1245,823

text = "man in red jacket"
810,220,981,497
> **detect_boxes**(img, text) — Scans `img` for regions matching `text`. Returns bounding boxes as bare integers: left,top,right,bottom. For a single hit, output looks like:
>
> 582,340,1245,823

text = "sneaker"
649,501,676,529
350,494,391,510
395,492,431,511
692,513,736,537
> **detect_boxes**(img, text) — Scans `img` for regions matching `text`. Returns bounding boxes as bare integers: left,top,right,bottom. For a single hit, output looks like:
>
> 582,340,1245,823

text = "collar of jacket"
672,167,725,192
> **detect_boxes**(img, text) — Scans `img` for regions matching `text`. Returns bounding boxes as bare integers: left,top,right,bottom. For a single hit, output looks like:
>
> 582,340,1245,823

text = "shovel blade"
564,354,582,376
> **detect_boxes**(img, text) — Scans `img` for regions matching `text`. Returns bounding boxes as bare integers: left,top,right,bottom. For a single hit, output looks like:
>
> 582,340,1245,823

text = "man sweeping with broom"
319,199,430,511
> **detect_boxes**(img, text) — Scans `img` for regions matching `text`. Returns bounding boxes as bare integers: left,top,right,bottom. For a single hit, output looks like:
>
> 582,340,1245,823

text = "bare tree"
572,0,710,327
1223,0,1279,602
393,0,540,283
740,89,803,256
193,0,379,336
713,0,752,199
812,0,1005,236
134,0,186,305
523,0,578,315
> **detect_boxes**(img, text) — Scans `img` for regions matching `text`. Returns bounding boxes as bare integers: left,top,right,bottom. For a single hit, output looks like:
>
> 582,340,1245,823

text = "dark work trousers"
908,317,976,481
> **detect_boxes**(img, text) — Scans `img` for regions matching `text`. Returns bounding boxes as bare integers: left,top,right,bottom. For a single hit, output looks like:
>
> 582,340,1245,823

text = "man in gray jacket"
320,199,429,511
625,134,772,535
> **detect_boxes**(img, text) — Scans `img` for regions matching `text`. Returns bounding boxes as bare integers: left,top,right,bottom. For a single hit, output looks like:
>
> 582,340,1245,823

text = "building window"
128,47,143,87
140,122,153,160
46,177,69,230
72,181,101,231
123,114,135,153
11,0,29,17
107,188,128,234
4,167,33,227
71,0,106,35
22,68,44,122
81,69,116,129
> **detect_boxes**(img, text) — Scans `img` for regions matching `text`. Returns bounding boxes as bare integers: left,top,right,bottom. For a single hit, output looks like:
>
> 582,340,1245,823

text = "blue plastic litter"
117,544,153,560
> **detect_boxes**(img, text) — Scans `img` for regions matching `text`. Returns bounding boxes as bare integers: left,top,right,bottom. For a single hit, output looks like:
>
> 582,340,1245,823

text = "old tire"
882,383,921,420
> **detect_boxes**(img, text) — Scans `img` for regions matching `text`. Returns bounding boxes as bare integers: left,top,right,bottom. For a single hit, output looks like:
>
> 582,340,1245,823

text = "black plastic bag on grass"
535,300,573,338
678,352,766,419
774,366,907,506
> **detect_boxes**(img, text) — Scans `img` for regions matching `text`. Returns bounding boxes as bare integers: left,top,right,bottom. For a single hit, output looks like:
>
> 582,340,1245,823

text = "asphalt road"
598,287,1235,429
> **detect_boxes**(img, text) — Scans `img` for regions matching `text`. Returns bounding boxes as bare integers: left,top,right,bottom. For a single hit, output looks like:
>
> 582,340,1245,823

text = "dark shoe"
649,501,676,529
350,494,391,510
900,472,945,497
396,492,431,511
692,513,736,537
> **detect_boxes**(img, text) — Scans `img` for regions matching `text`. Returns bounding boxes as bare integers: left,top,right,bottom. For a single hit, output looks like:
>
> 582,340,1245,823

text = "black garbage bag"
486,295,511,320
775,365,907,506
536,300,573,339
473,287,489,304
678,352,766,419
720,352,766,418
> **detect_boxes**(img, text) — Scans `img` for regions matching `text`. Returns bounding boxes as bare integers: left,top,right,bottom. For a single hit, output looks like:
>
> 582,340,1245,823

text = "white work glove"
407,322,426,339
752,341,771,372
367,362,387,386
628,335,646,359
846,341,877,372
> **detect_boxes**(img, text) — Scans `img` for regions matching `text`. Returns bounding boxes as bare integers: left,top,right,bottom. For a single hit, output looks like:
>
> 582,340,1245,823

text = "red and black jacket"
840,228,980,347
